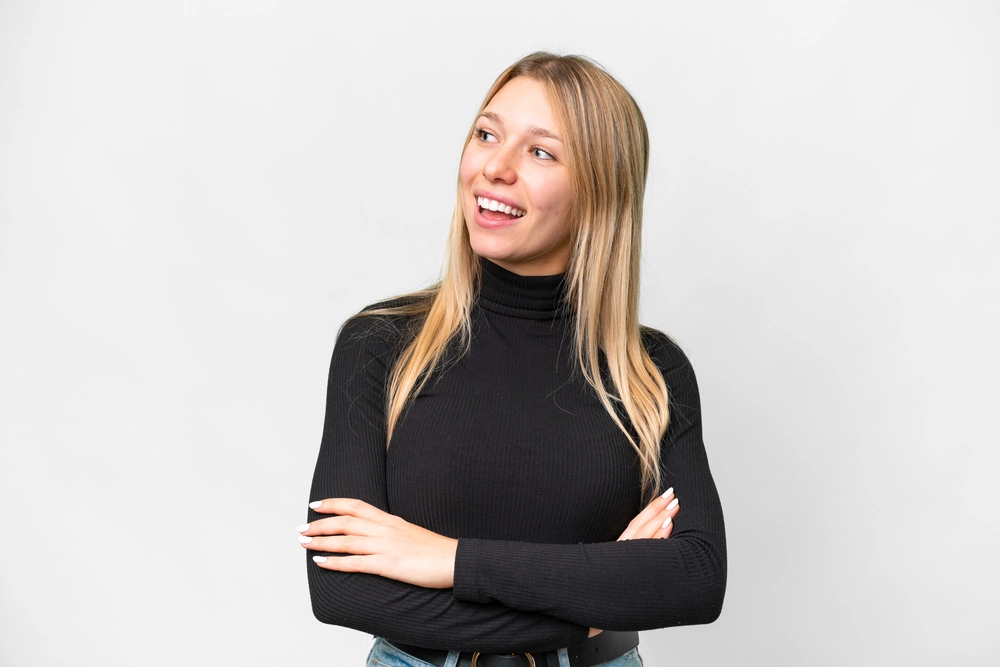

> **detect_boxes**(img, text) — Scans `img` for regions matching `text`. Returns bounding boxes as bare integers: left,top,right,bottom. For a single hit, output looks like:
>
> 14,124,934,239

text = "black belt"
386,630,639,667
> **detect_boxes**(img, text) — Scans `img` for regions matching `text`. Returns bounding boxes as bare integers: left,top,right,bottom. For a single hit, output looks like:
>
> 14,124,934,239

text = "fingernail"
661,487,674,499
308,501,322,509
666,498,679,510
312,555,327,563
296,524,310,533
661,516,672,529
298,535,313,544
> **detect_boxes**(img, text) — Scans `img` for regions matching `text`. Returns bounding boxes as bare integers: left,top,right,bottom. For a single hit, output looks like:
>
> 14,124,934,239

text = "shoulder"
325,297,423,385
640,326,700,397
640,326,692,373
641,327,704,446
336,295,427,353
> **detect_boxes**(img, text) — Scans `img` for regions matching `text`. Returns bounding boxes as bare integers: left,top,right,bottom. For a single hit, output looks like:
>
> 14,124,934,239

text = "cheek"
532,175,574,217
458,152,478,221
458,149,479,188
535,177,574,243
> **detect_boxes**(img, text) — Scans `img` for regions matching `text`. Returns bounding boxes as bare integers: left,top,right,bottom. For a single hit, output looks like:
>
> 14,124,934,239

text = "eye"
532,147,555,161
474,127,498,143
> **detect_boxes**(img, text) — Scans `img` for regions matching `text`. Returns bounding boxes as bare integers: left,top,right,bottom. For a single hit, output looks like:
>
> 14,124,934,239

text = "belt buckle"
470,652,536,667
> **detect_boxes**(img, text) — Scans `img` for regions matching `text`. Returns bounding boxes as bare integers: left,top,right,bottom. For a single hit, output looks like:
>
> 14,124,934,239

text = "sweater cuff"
453,538,491,603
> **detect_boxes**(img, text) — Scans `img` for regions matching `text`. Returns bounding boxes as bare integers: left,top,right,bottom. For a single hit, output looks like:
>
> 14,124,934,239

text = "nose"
483,144,517,184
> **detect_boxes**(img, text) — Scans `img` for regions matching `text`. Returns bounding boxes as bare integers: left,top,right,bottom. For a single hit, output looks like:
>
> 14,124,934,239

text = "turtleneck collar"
477,257,568,320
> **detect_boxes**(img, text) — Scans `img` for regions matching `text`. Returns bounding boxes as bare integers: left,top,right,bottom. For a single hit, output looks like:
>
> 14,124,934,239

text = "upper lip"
473,189,525,212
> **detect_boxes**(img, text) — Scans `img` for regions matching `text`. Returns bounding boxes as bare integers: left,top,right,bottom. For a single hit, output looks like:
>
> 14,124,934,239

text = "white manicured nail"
666,498,679,510
661,516,672,529
312,555,327,563
661,487,674,499
296,524,310,533
309,501,322,509
298,535,313,544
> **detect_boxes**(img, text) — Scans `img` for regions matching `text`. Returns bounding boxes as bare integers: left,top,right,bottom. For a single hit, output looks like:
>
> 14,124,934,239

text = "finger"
308,498,388,521
299,534,380,555
618,488,674,540
297,515,382,537
618,488,673,540
651,498,680,538
664,495,679,518
627,498,680,540
311,554,381,575
652,517,675,540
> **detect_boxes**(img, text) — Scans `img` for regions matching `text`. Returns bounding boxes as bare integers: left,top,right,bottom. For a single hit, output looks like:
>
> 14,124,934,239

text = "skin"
459,76,575,277
300,491,681,589
301,77,682,638
299,491,681,639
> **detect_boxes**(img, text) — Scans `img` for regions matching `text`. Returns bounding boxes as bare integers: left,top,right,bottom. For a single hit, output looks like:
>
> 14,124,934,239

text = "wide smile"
477,196,526,219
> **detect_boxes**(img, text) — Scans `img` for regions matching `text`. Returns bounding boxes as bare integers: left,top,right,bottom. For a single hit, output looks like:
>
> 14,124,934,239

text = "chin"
469,244,511,266
467,228,509,261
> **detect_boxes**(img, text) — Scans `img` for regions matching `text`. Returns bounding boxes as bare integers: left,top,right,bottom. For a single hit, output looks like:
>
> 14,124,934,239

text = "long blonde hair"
361,52,670,494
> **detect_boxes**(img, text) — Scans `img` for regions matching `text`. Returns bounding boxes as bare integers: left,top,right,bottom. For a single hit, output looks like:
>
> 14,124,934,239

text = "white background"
2,1,998,665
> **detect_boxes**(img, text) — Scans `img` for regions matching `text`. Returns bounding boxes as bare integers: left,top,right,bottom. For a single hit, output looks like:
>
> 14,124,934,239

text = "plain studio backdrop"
1,1,998,665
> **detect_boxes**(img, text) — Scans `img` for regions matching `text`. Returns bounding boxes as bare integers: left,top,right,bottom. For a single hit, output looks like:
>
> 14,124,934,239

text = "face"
459,77,574,276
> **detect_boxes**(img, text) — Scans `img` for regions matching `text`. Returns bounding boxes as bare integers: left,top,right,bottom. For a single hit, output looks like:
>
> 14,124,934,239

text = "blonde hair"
361,52,670,494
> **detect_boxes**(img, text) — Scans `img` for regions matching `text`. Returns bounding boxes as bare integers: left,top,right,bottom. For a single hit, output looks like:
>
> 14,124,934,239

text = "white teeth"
477,196,525,217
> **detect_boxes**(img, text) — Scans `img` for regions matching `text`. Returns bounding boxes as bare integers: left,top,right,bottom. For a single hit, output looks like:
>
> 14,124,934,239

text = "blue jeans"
366,637,643,667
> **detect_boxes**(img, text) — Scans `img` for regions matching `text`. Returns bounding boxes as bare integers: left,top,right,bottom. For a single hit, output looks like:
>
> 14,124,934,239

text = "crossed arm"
299,490,679,588
298,490,681,638
301,318,725,652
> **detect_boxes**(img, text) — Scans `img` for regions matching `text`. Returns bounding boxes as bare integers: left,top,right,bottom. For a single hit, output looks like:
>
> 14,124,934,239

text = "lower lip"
474,205,523,230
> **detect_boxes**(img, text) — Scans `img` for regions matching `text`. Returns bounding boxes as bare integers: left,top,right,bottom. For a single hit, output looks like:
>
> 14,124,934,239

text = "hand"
617,487,680,541
298,498,458,589
585,489,680,637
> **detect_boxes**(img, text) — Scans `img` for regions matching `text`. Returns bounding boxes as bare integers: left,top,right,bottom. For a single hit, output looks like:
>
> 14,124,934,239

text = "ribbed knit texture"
307,259,726,653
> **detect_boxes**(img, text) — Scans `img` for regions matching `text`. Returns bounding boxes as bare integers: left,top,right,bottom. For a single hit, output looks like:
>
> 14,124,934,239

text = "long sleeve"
306,314,590,652
451,332,727,629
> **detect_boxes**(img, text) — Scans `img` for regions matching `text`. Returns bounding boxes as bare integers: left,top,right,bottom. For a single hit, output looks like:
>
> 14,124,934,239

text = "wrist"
442,537,458,588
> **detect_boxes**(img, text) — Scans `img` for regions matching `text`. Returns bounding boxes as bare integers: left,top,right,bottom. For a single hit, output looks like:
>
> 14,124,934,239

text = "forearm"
307,316,589,652
453,529,726,630
453,333,728,633
308,562,589,652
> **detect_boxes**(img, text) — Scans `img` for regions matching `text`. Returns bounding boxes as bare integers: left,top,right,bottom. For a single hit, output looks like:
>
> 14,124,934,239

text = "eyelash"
474,128,556,162
473,127,497,142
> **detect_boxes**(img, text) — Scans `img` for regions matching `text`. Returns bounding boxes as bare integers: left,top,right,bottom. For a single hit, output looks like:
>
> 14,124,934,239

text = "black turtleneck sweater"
306,260,726,653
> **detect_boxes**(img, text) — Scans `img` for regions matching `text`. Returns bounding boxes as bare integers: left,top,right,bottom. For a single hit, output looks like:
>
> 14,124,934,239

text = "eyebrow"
478,111,563,143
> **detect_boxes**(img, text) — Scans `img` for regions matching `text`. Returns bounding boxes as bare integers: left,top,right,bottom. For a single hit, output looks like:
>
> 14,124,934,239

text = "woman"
298,52,726,667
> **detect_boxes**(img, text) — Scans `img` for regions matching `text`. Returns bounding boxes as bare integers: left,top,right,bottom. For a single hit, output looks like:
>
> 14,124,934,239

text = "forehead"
484,77,562,136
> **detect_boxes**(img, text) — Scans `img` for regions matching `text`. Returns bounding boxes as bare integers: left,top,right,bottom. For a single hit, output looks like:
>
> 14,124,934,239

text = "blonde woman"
298,52,726,667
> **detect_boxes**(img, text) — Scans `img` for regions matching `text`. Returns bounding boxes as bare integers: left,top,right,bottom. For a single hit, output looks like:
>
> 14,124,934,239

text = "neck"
478,251,569,278
476,257,567,321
